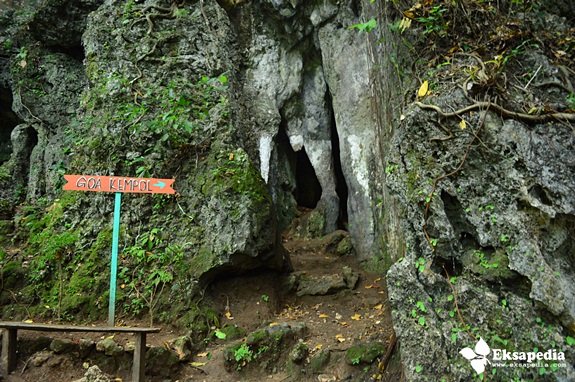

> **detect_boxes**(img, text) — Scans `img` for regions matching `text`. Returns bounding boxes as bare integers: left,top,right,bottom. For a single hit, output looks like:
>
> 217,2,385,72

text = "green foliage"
120,227,186,325
24,199,78,284
385,164,398,174
348,19,377,34
567,93,575,109
234,343,254,369
485,40,536,74
208,149,269,203
474,249,499,269
73,72,231,175
416,6,448,36
415,257,425,272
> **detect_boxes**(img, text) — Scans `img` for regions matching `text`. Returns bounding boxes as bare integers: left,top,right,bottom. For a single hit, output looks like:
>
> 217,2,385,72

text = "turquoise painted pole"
108,192,122,327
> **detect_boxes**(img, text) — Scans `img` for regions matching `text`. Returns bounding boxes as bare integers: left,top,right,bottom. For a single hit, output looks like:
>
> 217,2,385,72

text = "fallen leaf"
448,44,460,53
314,344,323,351
229,153,234,160
418,80,429,98
225,311,233,320
459,119,466,130
19,60,26,68
24,319,34,323
269,322,280,326
374,304,383,310
190,362,207,367
335,334,345,343
318,314,329,319
403,10,416,19
374,277,381,283
351,313,362,320
197,352,209,357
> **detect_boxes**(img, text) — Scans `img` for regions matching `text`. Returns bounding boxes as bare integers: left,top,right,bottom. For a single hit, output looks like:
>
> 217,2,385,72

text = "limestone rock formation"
1,0,574,381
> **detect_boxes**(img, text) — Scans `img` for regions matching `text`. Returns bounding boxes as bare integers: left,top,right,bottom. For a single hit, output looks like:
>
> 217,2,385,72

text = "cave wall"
372,0,575,380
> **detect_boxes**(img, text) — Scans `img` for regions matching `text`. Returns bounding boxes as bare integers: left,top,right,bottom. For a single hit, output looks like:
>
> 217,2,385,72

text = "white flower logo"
460,337,491,374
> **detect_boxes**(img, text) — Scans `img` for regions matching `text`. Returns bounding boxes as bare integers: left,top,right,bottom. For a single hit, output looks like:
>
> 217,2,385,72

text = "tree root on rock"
130,1,187,35
415,101,575,125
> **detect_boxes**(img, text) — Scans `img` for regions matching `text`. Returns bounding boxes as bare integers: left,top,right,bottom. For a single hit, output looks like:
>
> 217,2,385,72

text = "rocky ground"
1,211,400,382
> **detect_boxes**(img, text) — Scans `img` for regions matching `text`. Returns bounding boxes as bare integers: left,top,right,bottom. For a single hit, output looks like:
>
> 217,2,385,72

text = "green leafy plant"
348,18,377,34
416,301,427,313
416,6,448,36
485,40,535,74
121,228,185,326
474,250,499,269
234,343,254,370
415,257,425,272
385,164,398,174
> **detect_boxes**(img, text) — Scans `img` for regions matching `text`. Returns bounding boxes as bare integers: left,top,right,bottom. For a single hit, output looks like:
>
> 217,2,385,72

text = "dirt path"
3,224,401,381
192,228,400,382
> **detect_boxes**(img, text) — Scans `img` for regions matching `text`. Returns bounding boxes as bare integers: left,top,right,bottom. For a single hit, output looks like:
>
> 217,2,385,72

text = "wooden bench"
0,322,161,382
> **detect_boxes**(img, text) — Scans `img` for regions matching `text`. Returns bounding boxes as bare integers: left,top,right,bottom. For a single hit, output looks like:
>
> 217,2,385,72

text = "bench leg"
1,328,17,374
132,332,146,382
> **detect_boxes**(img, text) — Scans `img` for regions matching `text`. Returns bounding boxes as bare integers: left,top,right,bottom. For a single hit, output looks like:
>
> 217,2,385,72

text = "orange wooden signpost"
63,175,175,194
63,174,175,326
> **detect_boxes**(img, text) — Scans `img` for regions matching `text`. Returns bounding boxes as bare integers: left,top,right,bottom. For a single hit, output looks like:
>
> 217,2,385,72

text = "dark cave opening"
329,97,348,228
0,86,22,165
294,147,322,209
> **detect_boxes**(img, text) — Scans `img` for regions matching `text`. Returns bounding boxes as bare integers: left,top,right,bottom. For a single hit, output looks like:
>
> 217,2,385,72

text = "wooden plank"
1,328,17,374
132,332,146,382
0,322,160,333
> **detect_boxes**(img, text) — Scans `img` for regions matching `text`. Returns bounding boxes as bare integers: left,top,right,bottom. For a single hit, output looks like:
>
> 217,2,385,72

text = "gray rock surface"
384,48,575,380
72,365,113,382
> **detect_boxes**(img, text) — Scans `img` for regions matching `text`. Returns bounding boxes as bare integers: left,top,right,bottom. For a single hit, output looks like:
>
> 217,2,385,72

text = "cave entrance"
294,147,322,208
0,87,21,165
290,118,348,228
